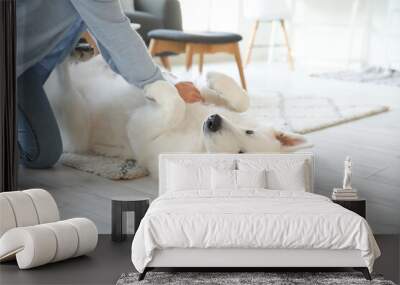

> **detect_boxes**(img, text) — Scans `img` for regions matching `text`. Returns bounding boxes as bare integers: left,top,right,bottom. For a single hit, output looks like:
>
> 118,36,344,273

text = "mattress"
131,190,380,273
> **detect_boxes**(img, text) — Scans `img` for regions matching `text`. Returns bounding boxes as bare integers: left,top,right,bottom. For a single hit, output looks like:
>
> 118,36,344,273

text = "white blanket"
131,190,380,273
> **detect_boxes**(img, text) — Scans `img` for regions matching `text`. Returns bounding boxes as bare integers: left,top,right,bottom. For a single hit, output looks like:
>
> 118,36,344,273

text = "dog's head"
202,114,310,153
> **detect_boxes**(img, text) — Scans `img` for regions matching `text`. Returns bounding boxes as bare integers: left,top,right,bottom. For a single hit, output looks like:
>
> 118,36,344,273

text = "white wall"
290,0,370,68
367,0,400,69
180,0,240,32
173,0,400,70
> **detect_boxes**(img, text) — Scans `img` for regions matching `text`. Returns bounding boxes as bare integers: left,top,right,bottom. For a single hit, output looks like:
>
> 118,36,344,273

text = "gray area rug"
116,272,395,285
311,66,400,87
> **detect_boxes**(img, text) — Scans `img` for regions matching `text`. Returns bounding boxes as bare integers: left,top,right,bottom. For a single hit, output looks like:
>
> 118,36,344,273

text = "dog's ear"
274,130,310,151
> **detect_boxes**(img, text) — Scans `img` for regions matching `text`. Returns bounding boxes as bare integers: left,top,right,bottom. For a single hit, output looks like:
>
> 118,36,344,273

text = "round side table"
111,196,150,242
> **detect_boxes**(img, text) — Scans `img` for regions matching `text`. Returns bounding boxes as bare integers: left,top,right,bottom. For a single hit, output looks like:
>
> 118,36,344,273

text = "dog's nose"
205,114,222,132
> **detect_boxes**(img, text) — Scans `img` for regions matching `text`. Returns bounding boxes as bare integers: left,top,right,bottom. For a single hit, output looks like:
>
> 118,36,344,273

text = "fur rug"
61,153,148,180
311,66,400,87
61,93,388,180
116,272,395,285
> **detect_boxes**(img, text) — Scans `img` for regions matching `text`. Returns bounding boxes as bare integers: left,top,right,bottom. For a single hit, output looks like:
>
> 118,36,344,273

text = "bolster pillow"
0,189,60,236
0,218,98,269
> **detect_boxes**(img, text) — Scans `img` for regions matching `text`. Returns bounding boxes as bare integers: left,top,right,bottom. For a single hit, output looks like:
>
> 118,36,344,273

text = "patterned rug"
311,66,400,87
116,272,395,285
246,93,389,134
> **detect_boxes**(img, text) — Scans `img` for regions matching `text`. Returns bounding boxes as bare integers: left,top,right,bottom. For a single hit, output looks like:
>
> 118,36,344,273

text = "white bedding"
131,190,380,273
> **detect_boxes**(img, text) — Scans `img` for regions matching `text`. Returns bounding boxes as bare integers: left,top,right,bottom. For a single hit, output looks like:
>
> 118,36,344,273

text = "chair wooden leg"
232,44,247,90
268,20,277,64
148,39,157,56
185,44,194,71
198,53,204,74
245,20,260,65
160,56,171,71
280,19,294,70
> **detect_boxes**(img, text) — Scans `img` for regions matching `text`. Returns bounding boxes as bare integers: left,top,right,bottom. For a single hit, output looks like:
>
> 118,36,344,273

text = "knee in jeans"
20,140,63,169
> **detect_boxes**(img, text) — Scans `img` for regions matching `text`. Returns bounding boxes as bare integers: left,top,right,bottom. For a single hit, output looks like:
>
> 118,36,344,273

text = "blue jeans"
17,17,85,169
17,64,63,168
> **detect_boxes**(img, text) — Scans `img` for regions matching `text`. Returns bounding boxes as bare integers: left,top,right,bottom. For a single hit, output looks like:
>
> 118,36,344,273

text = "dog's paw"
143,80,186,122
144,80,181,105
206,72,232,86
206,72,249,112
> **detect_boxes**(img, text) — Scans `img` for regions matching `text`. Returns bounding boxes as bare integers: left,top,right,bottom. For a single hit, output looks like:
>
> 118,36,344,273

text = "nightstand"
111,197,150,242
332,199,366,218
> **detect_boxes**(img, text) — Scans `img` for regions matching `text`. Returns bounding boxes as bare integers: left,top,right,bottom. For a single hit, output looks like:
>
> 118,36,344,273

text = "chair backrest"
244,0,292,21
0,189,59,237
135,0,183,30
120,0,135,13
159,153,314,196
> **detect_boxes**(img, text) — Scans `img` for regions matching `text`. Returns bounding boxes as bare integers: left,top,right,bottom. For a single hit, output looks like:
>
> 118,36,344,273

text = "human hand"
175,82,204,103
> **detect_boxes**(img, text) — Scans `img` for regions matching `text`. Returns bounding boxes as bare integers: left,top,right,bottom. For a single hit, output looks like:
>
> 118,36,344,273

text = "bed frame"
139,153,371,281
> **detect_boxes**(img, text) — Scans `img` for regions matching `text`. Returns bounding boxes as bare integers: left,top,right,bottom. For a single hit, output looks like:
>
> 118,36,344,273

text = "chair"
0,189,98,269
77,0,182,61
244,0,294,69
122,0,182,45
148,30,247,90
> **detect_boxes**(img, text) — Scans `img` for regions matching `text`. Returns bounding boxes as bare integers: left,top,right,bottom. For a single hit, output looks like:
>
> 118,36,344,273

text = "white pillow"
211,169,268,191
236,169,267,189
267,165,306,191
211,169,236,190
166,159,236,192
167,163,210,191
238,158,308,191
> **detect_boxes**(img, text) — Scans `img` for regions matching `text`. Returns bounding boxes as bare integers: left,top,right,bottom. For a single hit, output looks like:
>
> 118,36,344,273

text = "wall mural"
12,0,400,236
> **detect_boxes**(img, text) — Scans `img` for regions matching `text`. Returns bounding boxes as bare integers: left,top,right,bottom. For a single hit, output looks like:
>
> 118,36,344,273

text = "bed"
131,153,380,281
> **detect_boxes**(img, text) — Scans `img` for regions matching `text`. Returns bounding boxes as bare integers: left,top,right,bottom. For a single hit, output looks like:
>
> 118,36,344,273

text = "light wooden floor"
18,62,400,234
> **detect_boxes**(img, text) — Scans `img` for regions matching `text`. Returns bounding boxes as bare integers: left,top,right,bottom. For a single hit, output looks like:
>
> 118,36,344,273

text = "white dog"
46,56,309,177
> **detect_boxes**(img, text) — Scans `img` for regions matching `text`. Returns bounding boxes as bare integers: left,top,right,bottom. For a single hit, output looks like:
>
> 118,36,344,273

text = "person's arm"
70,0,163,89
70,0,203,102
